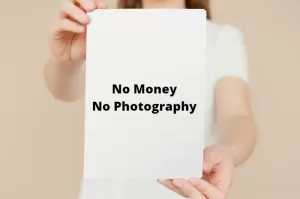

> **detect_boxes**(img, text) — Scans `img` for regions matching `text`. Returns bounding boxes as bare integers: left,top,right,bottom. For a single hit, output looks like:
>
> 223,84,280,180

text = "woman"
44,0,257,198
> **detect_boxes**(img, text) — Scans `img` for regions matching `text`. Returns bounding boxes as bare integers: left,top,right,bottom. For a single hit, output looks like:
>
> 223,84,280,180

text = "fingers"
74,0,107,10
59,18,85,33
61,1,89,25
157,179,187,198
59,0,108,26
172,179,206,199
159,178,228,199
57,0,107,34
74,0,97,11
189,178,223,199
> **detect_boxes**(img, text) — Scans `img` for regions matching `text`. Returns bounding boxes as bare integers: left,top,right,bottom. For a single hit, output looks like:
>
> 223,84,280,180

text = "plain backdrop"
0,0,299,198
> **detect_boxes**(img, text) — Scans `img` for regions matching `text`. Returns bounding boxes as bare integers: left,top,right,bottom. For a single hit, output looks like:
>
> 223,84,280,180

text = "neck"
142,0,186,8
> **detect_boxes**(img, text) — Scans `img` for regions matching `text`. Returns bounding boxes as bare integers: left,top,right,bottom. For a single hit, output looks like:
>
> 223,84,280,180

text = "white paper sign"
84,9,207,179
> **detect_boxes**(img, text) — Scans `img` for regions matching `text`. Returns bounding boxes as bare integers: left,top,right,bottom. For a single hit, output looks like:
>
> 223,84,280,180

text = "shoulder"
206,20,246,50
206,20,249,82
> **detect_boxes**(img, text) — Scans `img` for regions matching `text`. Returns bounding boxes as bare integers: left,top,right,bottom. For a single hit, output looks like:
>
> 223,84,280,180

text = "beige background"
0,0,299,198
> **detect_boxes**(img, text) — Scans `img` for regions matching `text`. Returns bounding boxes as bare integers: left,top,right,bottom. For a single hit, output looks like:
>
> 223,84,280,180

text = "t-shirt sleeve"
212,25,249,82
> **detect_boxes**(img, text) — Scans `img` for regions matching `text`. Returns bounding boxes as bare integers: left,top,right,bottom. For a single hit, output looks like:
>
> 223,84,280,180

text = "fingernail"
157,179,165,184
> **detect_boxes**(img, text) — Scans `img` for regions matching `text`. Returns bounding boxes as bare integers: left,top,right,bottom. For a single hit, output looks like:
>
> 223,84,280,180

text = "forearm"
216,116,257,166
44,57,85,102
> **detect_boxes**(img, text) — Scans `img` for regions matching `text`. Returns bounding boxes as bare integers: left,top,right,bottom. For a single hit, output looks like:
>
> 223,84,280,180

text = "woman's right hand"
50,0,107,63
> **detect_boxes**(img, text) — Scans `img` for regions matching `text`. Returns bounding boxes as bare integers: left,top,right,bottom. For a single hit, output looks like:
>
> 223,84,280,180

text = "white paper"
84,9,207,180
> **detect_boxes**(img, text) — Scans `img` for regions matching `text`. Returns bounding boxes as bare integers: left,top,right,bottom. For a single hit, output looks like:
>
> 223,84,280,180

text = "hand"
49,0,108,63
157,145,235,199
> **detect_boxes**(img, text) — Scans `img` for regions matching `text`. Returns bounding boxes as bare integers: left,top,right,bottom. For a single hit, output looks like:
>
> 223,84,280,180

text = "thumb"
203,147,222,174
203,158,215,174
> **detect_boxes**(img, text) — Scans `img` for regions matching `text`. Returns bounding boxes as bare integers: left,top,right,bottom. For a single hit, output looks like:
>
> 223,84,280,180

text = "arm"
44,58,86,102
158,25,256,199
44,0,108,102
214,77,257,166
157,77,257,199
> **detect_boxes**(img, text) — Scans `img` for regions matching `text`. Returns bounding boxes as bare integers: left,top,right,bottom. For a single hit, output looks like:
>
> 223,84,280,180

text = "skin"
44,0,258,198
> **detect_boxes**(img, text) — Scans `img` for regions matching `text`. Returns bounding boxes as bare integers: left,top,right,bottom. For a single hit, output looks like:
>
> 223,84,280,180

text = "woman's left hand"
157,145,235,199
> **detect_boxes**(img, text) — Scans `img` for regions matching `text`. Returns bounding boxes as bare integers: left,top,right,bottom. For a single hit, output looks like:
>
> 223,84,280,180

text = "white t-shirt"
79,20,248,199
